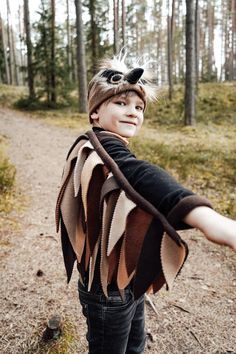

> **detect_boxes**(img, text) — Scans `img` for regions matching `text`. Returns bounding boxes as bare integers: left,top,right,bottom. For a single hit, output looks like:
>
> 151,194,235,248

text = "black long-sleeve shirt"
94,127,212,230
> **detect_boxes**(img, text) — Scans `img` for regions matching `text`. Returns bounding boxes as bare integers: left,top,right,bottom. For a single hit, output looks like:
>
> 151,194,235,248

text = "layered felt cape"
56,130,189,299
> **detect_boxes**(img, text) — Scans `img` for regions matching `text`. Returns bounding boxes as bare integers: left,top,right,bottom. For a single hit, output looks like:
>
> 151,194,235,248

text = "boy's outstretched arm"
183,206,236,252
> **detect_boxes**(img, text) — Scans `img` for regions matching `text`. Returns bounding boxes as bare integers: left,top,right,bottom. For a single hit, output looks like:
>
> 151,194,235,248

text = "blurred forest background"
0,0,235,124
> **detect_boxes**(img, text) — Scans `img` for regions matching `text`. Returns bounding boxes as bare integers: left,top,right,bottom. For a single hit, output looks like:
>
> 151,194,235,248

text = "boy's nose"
126,105,137,117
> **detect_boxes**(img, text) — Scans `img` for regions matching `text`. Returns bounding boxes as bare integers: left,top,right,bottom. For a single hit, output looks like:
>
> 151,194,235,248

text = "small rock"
36,269,44,277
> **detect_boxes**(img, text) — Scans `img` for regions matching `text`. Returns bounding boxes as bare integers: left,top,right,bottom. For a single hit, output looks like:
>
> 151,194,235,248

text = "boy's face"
90,92,145,138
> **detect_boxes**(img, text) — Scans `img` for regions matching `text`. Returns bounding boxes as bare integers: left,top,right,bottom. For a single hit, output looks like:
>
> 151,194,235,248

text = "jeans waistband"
78,280,133,303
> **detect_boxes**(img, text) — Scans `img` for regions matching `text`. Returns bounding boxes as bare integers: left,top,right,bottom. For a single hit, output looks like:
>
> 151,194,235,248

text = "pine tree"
74,0,88,112
0,14,10,84
85,0,110,78
185,0,196,126
33,0,70,106
24,0,35,100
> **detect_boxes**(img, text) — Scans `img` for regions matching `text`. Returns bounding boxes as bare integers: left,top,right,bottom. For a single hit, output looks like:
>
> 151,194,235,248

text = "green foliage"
84,0,112,80
0,137,16,213
31,0,73,106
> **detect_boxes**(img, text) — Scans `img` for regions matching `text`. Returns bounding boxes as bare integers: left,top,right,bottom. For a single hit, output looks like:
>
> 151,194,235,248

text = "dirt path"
0,108,236,354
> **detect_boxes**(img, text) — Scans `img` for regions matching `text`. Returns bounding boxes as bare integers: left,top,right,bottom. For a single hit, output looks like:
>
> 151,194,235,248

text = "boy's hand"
183,206,236,252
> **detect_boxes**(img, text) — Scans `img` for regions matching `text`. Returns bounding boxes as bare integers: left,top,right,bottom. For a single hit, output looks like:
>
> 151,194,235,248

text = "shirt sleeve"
98,133,212,230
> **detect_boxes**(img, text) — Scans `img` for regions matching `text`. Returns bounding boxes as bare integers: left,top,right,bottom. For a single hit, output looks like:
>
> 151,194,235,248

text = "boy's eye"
115,101,126,106
136,105,144,111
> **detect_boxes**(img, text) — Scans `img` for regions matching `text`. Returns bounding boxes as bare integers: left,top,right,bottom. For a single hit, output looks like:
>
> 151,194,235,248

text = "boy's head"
87,53,158,137
90,90,145,138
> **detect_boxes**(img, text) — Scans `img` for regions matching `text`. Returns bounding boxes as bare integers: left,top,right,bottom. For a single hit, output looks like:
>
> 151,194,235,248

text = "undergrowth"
24,318,79,354
130,124,236,218
0,136,16,214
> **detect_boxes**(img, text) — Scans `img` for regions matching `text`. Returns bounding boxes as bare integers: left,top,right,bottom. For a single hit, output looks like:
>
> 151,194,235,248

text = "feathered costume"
56,54,212,299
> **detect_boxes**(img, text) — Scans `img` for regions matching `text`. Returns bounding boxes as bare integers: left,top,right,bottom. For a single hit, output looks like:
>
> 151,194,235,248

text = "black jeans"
78,281,146,354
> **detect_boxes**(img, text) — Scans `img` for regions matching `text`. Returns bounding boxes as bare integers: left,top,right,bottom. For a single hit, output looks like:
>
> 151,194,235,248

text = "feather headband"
88,52,158,120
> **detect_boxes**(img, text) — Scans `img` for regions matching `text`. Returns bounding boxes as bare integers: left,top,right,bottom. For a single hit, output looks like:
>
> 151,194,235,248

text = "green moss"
25,318,80,354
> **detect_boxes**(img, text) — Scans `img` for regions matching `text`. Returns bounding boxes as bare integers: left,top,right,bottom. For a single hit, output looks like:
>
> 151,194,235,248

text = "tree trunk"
207,1,214,80
50,0,56,103
231,0,236,80
6,0,14,84
24,0,35,99
184,0,196,126
66,0,72,82
224,0,230,80
18,5,25,86
113,0,119,54
0,14,10,84
121,0,126,47
74,0,88,113
167,0,175,100
10,22,19,85
195,0,199,90
89,0,97,75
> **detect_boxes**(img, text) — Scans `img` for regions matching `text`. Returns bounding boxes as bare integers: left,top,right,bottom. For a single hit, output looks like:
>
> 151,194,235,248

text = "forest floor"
0,107,236,354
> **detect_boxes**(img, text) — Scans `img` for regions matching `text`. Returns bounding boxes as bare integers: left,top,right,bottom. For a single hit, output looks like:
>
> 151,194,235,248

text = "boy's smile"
90,92,145,138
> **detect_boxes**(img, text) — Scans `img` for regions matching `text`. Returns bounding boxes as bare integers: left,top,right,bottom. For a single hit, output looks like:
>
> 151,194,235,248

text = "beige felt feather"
60,171,81,259
73,140,94,197
74,199,86,263
160,232,187,290
88,233,101,291
61,139,86,187
80,150,104,221
107,191,136,256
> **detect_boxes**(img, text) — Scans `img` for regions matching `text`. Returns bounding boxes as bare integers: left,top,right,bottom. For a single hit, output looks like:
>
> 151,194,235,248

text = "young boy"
56,54,236,354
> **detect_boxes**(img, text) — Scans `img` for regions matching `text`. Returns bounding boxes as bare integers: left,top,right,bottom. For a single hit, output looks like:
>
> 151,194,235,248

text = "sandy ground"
0,108,236,354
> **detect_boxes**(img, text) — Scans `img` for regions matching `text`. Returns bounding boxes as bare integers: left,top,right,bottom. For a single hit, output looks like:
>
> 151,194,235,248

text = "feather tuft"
96,51,159,101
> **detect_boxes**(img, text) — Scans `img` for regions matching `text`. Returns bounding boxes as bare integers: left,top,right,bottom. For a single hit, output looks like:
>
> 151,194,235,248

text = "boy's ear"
90,111,99,120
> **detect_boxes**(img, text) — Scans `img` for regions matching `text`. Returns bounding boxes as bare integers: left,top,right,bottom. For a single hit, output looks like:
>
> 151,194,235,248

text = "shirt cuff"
166,195,213,230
